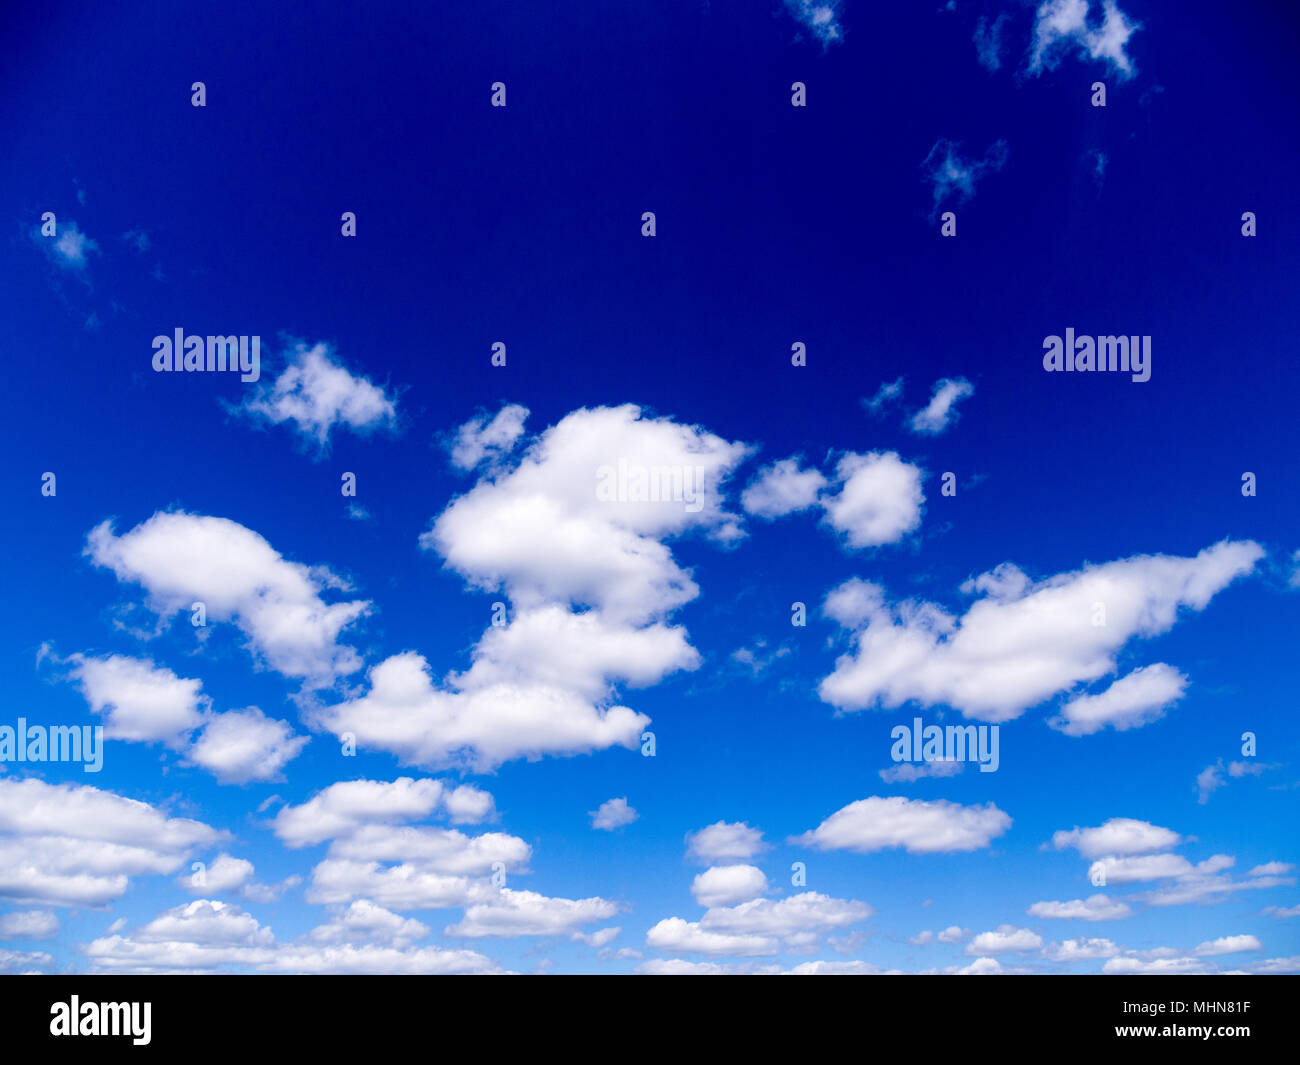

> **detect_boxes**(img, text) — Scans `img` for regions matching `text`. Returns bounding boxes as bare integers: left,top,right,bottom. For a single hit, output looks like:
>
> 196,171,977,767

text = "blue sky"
2,0,1298,974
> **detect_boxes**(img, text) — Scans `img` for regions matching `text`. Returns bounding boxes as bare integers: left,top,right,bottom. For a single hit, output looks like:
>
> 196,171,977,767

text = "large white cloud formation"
313,404,751,770
819,540,1262,723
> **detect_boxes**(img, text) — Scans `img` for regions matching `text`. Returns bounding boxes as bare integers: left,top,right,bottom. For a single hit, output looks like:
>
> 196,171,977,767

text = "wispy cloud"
922,139,1009,214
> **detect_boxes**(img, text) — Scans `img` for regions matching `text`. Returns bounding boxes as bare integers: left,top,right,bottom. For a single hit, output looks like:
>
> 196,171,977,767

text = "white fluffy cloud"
59,652,307,783
180,853,255,896
444,889,618,939
82,898,501,974
1051,818,1182,859
270,777,526,914
1050,663,1188,736
316,405,750,770
87,511,370,687
740,458,827,518
68,653,206,747
240,341,398,449
966,925,1043,955
821,453,925,548
793,796,1011,855
310,646,653,772
686,821,770,864
0,779,224,907
306,900,429,949
691,865,769,908
186,707,309,784
590,797,638,831
819,540,1262,723
646,892,871,958
272,778,497,847
742,452,924,551
645,918,778,958
909,377,974,434
424,404,750,619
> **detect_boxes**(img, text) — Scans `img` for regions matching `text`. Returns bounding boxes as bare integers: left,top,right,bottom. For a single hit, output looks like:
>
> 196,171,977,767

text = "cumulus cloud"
0,779,224,907
67,653,206,748
590,797,638,831
445,889,618,939
306,900,429,949
272,778,497,848
644,920,779,958
1029,0,1141,80
314,405,750,770
691,865,769,908
647,892,871,958
819,540,1262,723
821,453,925,548
423,404,750,619
792,796,1011,855
83,898,501,974
268,777,526,914
1051,818,1182,859
740,458,827,519
742,451,924,551
186,707,309,784
686,822,770,864
57,652,307,783
238,341,398,451
966,925,1043,955
1049,663,1188,736
180,853,256,896
909,377,974,434
86,511,370,688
